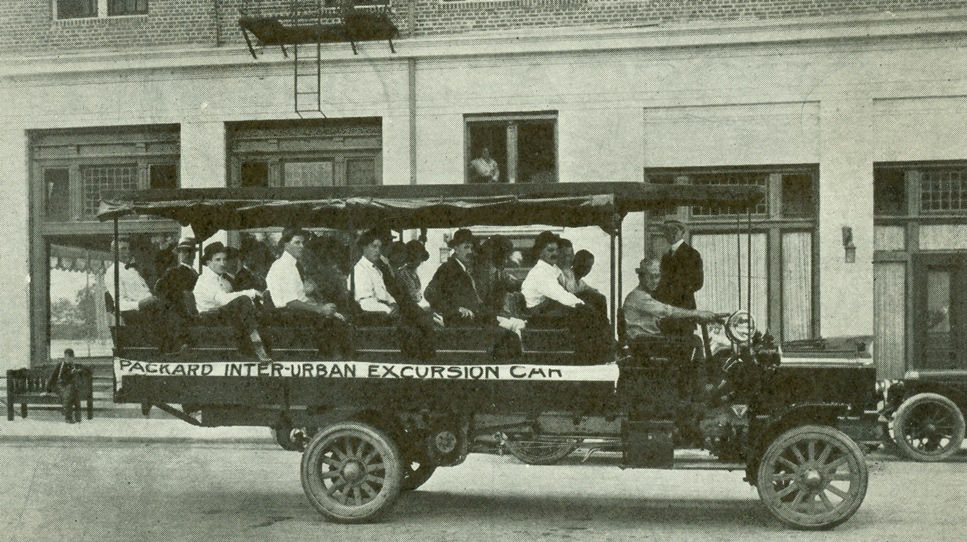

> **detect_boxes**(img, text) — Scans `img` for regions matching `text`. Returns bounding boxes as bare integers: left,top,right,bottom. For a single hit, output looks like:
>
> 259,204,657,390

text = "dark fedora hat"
404,240,429,263
448,229,477,248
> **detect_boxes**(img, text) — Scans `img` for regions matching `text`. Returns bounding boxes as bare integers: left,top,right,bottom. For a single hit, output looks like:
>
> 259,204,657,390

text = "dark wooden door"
912,253,967,371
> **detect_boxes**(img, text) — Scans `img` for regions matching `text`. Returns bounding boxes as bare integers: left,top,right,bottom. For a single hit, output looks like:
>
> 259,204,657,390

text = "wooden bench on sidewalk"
6,366,94,422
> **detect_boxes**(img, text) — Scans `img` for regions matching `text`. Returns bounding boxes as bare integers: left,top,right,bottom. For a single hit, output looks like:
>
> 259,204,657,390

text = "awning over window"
50,245,112,274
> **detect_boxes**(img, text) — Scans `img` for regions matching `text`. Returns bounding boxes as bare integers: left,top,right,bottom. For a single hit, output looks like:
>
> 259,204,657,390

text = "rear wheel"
756,425,868,530
505,437,580,465
301,422,403,523
892,393,966,462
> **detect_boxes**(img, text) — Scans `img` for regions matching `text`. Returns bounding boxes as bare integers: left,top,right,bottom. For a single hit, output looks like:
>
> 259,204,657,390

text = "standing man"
654,220,703,309
654,220,704,336
267,228,352,358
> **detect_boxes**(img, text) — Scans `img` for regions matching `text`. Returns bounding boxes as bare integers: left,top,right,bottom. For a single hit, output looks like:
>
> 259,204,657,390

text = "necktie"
295,261,306,282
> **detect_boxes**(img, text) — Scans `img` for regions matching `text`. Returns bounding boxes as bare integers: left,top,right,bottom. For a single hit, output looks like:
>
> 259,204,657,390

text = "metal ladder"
290,0,325,117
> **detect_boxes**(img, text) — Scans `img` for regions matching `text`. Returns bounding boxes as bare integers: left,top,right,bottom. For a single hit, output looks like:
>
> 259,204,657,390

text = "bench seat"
6,367,94,421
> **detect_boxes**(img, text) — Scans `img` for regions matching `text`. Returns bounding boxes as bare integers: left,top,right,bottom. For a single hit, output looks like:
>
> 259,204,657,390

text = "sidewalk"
0,414,273,445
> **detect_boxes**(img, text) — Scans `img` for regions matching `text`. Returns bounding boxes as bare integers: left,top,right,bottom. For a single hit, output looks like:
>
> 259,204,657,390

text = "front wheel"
505,437,580,465
301,422,403,523
756,425,868,530
892,393,966,462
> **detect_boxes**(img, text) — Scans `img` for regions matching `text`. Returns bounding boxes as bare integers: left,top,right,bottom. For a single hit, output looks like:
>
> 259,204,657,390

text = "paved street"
0,438,963,542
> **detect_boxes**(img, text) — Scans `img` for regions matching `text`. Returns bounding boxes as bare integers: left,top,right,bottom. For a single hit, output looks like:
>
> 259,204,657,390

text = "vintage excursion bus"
98,182,878,530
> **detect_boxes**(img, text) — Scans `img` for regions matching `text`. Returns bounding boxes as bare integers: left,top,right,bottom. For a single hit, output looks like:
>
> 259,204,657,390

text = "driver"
623,258,718,343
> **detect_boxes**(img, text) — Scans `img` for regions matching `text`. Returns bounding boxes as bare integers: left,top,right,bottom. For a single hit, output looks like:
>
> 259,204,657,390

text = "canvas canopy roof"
97,182,764,241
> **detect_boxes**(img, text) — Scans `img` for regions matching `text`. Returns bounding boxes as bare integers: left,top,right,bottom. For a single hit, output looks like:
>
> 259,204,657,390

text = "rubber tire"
400,460,437,491
892,393,966,462
756,425,868,531
301,422,403,523
271,425,305,452
505,438,579,465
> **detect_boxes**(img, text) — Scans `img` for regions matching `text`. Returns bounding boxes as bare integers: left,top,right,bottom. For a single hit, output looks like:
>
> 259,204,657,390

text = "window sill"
53,15,148,27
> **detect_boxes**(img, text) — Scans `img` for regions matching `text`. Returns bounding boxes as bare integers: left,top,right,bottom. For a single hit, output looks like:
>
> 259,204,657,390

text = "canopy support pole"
747,208,753,347
616,215,623,342
113,218,122,355
609,219,617,340
736,213,742,311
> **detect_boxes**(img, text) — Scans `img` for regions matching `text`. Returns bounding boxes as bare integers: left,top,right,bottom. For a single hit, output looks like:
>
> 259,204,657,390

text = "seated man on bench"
194,242,273,364
45,348,81,424
267,228,352,359
521,231,613,361
426,229,521,359
622,258,718,358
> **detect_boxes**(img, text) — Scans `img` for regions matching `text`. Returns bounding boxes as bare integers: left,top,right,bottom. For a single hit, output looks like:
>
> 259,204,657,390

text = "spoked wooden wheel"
757,425,868,530
301,422,403,523
505,437,580,465
893,393,966,462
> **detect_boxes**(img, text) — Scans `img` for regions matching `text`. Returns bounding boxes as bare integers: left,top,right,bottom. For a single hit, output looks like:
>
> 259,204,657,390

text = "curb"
0,434,275,446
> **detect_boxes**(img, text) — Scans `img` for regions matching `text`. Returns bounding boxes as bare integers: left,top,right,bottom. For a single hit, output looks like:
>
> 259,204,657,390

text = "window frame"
464,112,558,184
54,0,148,20
643,165,819,342
227,119,383,189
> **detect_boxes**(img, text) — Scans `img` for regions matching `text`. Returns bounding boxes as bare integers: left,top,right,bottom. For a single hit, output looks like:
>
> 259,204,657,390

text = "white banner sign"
114,358,619,382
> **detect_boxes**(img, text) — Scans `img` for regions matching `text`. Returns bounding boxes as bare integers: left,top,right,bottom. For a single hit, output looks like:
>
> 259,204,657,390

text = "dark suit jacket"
155,263,199,316
425,258,493,325
655,242,703,310
233,267,267,293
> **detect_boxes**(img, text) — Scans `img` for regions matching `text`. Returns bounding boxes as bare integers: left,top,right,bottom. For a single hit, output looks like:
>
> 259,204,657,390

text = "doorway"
912,253,967,371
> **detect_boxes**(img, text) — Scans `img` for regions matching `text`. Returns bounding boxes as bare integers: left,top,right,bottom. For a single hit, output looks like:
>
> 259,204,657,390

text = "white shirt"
104,263,153,312
352,257,395,314
669,239,685,253
266,251,308,308
521,260,583,309
194,267,252,314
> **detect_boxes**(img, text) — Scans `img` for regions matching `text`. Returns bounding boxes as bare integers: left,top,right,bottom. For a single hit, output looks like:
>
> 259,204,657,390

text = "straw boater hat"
448,229,477,248
174,237,196,252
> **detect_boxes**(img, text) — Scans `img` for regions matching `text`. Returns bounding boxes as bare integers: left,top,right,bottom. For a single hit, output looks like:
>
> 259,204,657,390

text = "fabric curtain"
781,232,812,341
692,233,767,329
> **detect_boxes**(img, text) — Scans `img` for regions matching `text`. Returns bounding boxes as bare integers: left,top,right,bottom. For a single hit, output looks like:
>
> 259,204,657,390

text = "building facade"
2,0,967,379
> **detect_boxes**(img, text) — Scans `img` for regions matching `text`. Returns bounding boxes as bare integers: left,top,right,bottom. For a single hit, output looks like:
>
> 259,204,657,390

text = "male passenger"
266,228,352,358
521,231,611,360
194,243,272,363
104,236,162,325
425,229,491,327
623,258,717,345
352,229,399,325
353,229,436,359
